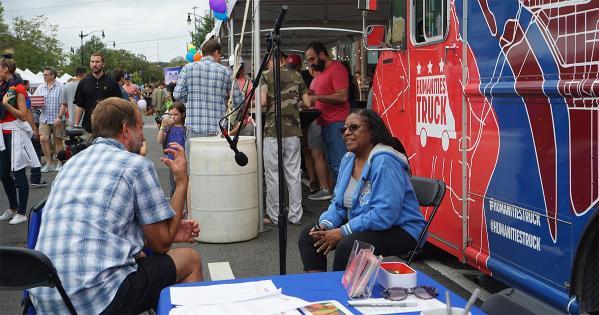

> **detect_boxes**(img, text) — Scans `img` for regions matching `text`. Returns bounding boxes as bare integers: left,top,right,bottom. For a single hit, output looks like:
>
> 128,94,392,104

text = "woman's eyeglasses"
340,123,363,134
382,286,438,301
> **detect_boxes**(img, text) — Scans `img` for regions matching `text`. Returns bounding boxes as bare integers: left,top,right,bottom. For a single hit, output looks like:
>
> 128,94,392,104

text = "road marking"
208,262,235,281
422,259,491,301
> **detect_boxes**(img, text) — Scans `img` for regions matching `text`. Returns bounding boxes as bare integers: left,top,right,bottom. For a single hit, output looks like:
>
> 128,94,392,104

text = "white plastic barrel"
189,136,258,243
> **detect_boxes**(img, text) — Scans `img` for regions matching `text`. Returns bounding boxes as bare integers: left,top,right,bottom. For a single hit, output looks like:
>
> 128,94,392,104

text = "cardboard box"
376,262,417,289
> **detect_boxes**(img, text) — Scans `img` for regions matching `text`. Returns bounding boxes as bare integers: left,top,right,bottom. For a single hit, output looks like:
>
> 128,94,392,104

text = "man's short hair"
305,41,329,57
201,40,221,57
113,69,125,82
92,97,139,139
44,66,58,78
75,67,86,77
91,52,104,62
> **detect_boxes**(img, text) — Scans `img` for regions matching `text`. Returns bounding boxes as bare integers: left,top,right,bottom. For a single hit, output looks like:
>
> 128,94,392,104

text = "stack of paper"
169,280,310,315
352,296,446,315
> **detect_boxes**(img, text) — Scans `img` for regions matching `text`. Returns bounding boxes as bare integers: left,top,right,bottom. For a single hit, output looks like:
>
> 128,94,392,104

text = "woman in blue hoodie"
298,109,426,271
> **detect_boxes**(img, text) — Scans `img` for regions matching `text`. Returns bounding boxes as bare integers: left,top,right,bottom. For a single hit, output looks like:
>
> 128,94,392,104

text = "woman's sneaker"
30,180,48,188
0,209,16,221
9,214,28,225
308,189,333,201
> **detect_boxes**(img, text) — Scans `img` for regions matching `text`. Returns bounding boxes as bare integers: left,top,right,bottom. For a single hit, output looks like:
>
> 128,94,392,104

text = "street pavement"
0,115,502,313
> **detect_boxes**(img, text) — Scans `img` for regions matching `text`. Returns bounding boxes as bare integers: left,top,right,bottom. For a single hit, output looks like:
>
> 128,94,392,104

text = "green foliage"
168,56,187,67
6,16,64,71
192,13,215,48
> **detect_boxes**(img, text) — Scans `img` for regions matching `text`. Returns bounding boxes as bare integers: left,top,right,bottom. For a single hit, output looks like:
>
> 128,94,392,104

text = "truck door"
408,0,465,258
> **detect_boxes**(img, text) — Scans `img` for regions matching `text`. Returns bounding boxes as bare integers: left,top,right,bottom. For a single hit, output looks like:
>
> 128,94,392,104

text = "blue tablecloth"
157,271,484,314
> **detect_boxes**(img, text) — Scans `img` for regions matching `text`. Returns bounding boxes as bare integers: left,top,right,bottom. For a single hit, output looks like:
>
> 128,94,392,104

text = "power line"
60,19,187,30
5,0,115,12
116,35,189,45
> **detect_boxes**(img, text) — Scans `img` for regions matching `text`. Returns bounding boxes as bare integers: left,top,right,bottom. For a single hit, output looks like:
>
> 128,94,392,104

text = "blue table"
157,271,484,314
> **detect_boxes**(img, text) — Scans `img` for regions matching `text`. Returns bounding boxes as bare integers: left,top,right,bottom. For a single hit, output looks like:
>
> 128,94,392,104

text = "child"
156,101,186,197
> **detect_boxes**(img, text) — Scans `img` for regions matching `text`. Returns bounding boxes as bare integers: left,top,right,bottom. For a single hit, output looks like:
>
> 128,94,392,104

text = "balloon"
214,11,228,21
188,47,197,55
209,0,227,13
137,99,147,110
193,52,202,61
186,51,194,62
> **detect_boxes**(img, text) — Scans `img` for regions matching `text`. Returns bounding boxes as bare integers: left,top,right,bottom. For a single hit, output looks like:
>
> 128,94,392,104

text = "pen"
347,301,418,307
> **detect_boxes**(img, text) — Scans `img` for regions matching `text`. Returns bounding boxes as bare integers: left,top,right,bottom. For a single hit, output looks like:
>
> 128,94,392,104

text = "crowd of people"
1,39,426,314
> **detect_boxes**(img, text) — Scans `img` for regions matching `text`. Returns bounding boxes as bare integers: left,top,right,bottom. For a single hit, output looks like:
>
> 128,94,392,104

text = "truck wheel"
576,225,599,313
420,128,427,147
442,131,450,151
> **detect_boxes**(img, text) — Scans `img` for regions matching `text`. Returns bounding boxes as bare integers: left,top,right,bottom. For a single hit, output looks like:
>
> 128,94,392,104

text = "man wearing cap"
123,73,141,103
174,40,243,140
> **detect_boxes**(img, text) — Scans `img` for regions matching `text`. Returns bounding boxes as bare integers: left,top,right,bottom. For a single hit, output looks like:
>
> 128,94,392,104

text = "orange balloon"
193,52,202,61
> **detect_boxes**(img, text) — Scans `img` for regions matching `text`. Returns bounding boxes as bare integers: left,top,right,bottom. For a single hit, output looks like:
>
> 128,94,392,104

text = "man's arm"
74,106,84,127
312,88,348,104
142,143,189,253
301,93,312,109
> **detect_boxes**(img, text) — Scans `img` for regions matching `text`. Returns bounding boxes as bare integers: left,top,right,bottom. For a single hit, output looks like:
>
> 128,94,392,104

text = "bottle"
7,87,17,107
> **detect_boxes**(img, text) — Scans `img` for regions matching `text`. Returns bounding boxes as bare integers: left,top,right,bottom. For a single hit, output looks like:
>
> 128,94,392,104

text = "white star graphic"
438,58,445,73
416,62,422,75
427,61,433,74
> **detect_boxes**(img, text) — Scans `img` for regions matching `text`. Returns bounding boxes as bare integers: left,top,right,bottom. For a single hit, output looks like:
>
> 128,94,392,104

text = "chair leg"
54,281,77,315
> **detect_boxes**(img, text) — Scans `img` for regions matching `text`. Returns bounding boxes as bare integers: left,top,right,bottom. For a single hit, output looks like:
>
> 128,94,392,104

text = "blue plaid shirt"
30,137,174,314
33,81,64,124
174,56,244,134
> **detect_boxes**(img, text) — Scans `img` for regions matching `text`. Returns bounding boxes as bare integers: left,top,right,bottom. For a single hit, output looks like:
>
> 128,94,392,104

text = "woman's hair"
0,54,17,74
353,108,408,156
170,101,186,124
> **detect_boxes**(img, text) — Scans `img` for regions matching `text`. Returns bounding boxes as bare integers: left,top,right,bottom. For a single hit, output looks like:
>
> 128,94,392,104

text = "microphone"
235,150,248,167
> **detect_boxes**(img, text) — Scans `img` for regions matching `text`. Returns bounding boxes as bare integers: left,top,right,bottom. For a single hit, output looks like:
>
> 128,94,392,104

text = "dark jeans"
1,134,29,215
298,225,417,271
29,135,42,183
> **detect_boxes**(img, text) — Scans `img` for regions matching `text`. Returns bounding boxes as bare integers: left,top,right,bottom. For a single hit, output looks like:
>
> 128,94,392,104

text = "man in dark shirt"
74,52,122,134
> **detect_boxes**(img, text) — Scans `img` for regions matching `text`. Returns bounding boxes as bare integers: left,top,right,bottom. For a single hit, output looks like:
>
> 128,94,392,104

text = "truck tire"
576,225,599,313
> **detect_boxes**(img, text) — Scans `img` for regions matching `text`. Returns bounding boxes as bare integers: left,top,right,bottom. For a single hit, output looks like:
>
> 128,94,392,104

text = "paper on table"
170,280,281,306
353,296,446,315
168,294,309,315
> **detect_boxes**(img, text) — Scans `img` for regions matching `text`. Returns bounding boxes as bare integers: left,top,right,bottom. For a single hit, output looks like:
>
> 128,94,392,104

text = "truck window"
413,0,448,45
385,0,407,49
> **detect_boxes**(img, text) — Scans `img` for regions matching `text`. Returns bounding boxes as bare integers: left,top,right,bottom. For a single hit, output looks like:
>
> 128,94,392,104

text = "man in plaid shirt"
174,39,244,140
33,66,64,173
30,97,202,314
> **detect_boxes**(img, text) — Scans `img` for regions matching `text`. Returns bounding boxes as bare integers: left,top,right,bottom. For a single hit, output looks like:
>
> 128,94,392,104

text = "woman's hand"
310,228,343,255
2,92,14,107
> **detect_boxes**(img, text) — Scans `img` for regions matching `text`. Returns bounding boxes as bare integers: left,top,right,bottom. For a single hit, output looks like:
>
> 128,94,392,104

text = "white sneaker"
0,209,16,221
9,213,28,225
55,162,63,172
41,164,55,173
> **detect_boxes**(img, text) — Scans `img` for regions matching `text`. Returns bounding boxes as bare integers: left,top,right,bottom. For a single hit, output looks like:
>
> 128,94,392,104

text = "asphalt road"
0,115,505,314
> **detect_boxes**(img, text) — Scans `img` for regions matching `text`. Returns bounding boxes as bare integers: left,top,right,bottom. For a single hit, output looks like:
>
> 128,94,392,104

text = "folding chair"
0,246,77,315
405,176,446,266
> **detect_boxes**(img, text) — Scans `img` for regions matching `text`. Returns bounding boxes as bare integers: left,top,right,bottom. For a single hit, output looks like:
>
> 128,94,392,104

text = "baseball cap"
124,73,131,80
228,55,244,67
286,54,302,67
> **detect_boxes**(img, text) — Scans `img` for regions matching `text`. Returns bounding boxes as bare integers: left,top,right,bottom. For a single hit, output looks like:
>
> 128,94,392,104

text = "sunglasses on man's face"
382,286,438,301
340,123,364,134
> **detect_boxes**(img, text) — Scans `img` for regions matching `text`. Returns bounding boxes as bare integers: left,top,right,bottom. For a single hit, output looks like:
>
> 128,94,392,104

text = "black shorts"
101,254,177,314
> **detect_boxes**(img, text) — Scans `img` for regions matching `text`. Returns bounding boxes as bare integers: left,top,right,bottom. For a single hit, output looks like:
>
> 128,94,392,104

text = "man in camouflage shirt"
260,53,311,225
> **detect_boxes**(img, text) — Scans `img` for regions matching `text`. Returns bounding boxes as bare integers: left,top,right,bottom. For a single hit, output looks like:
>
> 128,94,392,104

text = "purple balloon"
214,11,228,21
209,0,227,13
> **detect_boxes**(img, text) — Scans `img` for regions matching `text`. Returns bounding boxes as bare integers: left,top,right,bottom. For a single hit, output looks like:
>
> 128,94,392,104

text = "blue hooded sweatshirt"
319,144,426,242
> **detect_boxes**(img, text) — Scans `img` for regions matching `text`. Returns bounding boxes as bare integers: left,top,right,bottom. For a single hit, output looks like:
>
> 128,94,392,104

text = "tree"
168,56,187,67
0,3,11,53
192,13,215,48
9,16,64,71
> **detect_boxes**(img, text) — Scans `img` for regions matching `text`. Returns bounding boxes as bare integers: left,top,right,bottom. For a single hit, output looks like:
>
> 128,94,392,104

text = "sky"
2,0,211,63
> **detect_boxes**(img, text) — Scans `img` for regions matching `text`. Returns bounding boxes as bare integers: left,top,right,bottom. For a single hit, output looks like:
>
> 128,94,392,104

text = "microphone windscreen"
235,151,248,166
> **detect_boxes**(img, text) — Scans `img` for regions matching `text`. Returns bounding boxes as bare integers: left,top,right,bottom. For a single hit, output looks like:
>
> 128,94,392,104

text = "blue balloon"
214,11,228,21
186,51,194,62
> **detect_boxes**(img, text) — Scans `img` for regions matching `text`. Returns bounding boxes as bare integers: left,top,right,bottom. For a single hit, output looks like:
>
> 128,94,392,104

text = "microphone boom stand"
218,5,289,275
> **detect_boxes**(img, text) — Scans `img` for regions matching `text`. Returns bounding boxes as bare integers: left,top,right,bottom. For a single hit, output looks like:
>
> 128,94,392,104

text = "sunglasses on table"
382,286,439,301
340,123,364,134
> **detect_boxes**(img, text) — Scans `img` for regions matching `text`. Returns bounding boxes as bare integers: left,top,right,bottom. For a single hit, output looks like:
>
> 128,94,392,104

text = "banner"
163,67,182,84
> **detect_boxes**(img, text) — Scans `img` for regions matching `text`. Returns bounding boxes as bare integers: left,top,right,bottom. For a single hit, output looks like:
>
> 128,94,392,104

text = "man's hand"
53,117,62,128
32,129,40,141
309,94,318,104
310,228,343,255
160,142,187,183
173,219,200,243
